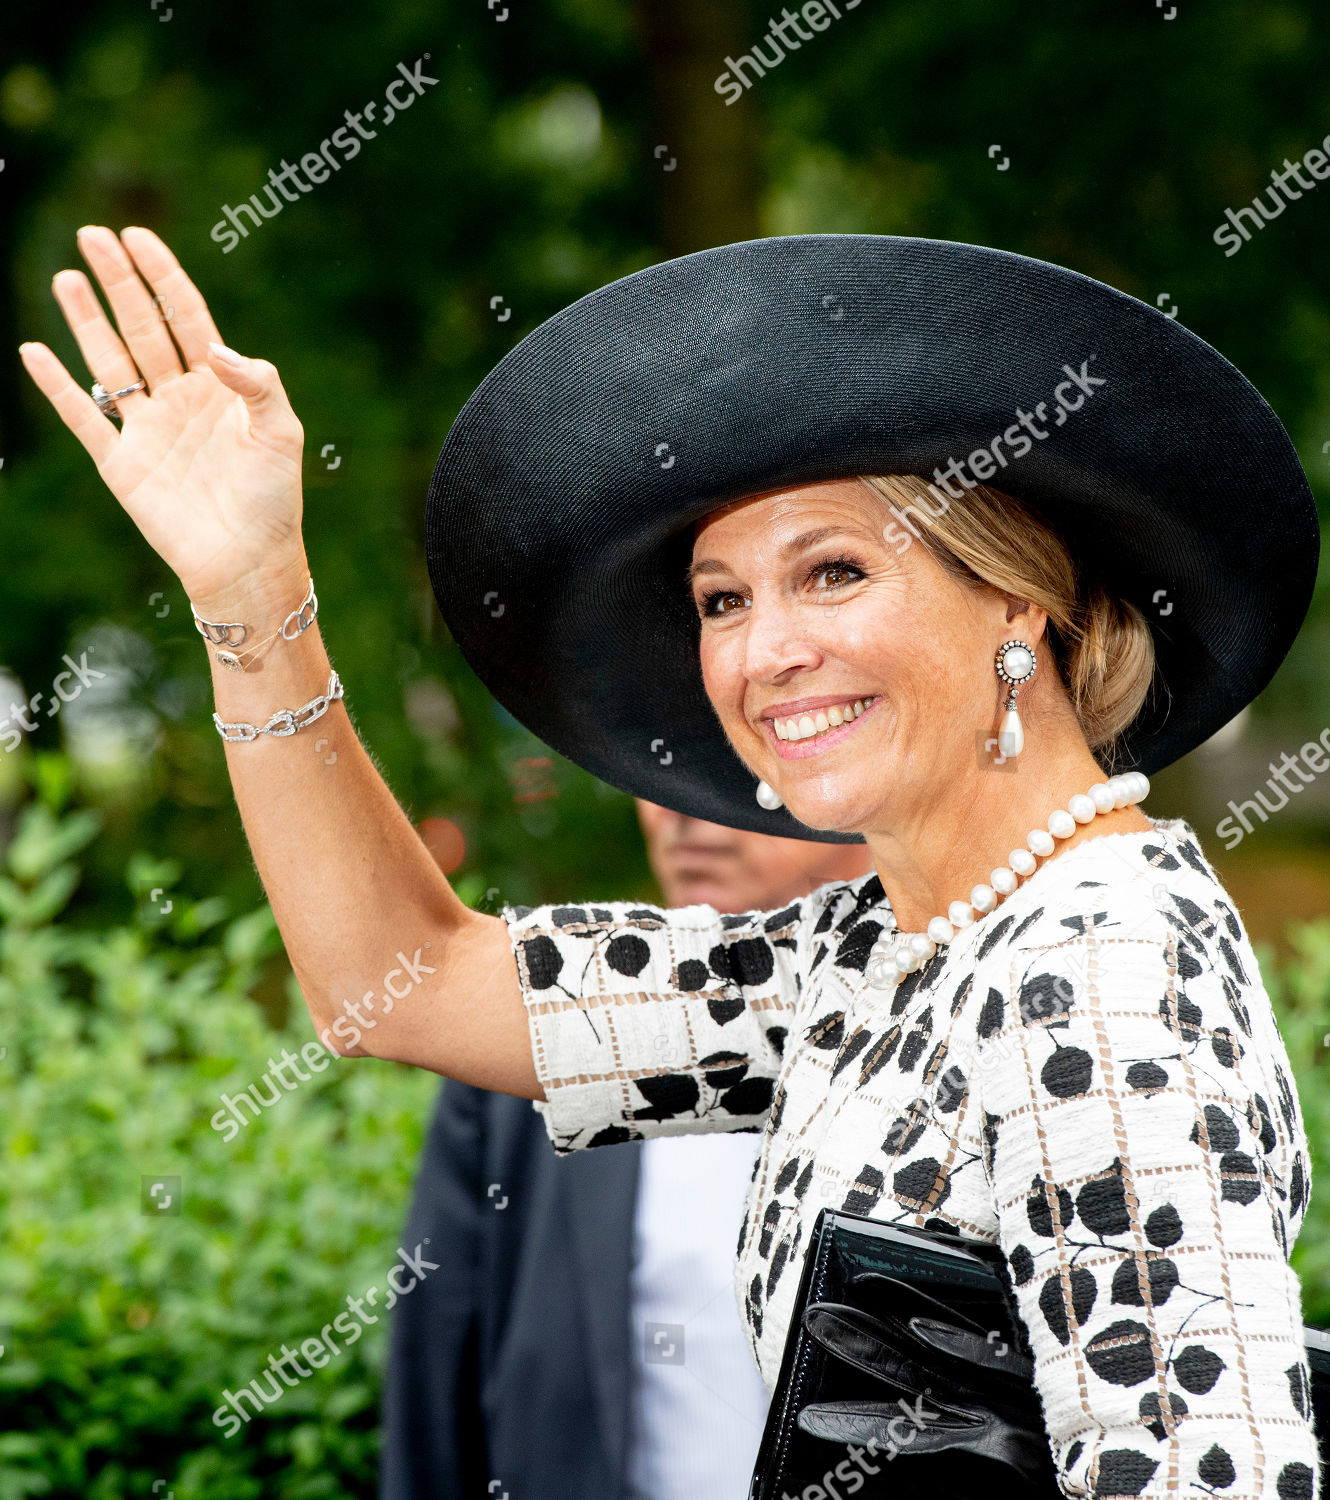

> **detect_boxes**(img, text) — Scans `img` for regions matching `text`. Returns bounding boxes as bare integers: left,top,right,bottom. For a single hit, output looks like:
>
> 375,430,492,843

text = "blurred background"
2,0,1330,1494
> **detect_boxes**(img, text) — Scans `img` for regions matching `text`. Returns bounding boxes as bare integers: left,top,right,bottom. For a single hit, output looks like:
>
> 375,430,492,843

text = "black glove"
796,1272,1059,1488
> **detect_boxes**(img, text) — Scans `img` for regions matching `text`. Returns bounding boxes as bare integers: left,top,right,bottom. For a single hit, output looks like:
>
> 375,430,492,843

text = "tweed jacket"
502,817,1318,1499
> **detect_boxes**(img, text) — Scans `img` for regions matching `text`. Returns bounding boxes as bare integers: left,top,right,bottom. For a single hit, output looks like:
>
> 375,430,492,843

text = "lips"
771,697,873,743
762,695,879,759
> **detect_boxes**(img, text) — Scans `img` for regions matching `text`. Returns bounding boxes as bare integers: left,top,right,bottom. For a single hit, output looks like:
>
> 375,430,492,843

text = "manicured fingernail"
208,341,244,365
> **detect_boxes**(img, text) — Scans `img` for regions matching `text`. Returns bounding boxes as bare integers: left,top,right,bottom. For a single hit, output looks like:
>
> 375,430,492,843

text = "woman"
20,227,1319,1497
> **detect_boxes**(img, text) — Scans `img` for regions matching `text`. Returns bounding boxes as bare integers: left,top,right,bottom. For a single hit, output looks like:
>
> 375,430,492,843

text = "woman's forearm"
199,554,541,1099
18,226,538,1097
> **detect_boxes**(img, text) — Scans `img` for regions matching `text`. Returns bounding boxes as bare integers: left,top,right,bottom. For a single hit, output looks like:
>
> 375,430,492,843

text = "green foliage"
2,0,1327,931
0,0,664,936
5,755,1330,1499
0,760,438,1499
1260,920,1330,1326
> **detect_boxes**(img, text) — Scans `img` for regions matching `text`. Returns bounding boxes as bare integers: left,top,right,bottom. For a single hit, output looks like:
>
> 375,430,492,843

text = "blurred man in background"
381,800,873,1500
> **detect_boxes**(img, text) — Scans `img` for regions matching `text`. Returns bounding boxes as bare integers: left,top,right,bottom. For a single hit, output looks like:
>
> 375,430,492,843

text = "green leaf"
6,807,101,886
12,865,81,927
28,751,73,815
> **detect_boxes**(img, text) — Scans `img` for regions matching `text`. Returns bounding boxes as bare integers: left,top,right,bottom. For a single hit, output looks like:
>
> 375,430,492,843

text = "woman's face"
689,478,1044,837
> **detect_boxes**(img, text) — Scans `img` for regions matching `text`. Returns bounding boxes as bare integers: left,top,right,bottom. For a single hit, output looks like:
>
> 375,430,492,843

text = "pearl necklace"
865,771,1151,991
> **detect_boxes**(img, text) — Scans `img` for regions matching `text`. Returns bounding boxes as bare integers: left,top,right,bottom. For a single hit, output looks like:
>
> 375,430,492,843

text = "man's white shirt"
626,1132,773,1500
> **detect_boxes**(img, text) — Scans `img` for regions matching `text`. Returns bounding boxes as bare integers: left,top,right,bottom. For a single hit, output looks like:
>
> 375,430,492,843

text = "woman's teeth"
773,699,873,742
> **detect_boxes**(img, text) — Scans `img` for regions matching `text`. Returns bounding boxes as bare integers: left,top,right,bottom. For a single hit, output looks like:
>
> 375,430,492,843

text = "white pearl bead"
997,708,1024,758
1002,644,1034,679
1089,782,1116,814
856,771,1135,999
927,916,955,945
1048,808,1076,839
1068,793,1096,824
755,779,783,810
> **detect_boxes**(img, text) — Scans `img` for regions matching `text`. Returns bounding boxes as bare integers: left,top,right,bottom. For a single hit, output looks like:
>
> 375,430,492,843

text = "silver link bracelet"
212,669,344,742
191,576,319,672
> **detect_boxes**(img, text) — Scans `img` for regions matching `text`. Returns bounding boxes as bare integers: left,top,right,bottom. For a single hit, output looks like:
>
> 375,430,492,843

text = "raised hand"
19,225,309,617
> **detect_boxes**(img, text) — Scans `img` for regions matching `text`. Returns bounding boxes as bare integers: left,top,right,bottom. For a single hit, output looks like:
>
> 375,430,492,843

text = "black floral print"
503,818,1317,1498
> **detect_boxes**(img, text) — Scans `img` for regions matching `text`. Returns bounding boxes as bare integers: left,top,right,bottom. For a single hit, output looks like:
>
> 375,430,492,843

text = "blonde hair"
859,474,1157,768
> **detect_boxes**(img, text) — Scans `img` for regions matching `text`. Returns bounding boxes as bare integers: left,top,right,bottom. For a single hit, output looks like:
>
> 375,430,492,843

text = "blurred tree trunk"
0,12,87,456
634,0,762,256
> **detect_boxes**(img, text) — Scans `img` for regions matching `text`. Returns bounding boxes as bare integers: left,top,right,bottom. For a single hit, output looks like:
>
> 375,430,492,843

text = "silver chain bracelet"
212,669,344,742
190,576,319,672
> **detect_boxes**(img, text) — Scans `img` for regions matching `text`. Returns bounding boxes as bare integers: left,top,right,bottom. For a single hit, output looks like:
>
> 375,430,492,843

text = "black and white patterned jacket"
503,816,1317,1499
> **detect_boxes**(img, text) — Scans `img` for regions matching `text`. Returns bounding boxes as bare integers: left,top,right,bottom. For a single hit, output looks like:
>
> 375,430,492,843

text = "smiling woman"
21,227,1322,1497
683,475,1157,906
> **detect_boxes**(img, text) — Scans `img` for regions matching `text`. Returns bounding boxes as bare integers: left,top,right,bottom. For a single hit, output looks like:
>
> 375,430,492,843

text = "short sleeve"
502,893,818,1154
975,910,1319,1500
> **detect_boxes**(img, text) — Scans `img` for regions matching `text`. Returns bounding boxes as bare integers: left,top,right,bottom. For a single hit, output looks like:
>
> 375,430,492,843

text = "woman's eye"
812,560,863,591
702,590,748,617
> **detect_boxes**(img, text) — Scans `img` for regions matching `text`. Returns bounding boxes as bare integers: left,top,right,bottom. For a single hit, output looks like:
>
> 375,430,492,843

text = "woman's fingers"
206,342,305,444
17,340,119,468
75,225,183,391
118,225,225,369
49,265,149,422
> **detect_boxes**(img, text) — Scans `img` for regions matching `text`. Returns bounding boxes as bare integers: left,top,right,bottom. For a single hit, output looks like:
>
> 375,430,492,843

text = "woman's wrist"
186,550,313,639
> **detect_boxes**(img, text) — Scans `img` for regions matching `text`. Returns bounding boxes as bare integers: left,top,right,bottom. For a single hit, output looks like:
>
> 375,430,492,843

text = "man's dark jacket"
380,1080,643,1500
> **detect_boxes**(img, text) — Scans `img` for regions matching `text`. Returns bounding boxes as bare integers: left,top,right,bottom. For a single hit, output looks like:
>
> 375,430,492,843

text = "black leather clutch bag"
749,1209,1330,1499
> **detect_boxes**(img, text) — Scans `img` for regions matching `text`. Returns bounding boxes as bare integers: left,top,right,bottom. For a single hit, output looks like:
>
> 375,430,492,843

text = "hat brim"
425,234,1318,843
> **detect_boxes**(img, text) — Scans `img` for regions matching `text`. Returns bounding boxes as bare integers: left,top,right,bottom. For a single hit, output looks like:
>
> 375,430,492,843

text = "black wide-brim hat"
425,234,1319,843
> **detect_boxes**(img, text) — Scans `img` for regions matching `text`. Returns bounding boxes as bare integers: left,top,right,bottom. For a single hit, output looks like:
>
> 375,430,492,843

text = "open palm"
19,225,306,612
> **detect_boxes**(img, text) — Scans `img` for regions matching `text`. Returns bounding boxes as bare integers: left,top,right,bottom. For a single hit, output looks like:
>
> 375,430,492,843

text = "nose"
742,597,823,685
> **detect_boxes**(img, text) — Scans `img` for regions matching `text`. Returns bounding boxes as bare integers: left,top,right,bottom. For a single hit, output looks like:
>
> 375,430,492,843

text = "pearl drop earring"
994,639,1036,757
755,779,783,810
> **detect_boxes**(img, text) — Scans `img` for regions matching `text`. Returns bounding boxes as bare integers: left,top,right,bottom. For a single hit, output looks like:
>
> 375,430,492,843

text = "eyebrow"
685,526,860,589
